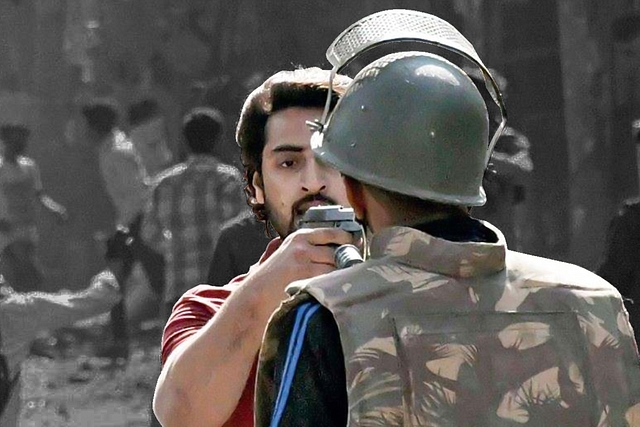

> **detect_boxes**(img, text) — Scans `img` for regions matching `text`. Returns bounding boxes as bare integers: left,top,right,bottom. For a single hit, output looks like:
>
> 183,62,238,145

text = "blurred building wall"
472,0,640,268
556,0,612,268
477,0,571,260
556,0,640,268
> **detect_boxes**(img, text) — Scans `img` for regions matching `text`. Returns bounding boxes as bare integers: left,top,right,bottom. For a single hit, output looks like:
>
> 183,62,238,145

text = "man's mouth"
297,200,330,213
294,196,335,216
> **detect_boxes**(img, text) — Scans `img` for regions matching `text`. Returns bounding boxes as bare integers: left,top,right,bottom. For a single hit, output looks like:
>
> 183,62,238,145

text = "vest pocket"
382,311,598,426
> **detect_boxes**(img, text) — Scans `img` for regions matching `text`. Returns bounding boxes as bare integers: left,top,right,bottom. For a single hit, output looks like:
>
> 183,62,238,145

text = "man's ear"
343,176,365,220
252,171,265,204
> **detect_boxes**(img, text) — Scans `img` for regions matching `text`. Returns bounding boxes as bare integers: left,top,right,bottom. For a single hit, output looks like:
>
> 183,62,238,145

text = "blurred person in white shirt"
127,98,174,178
82,102,164,361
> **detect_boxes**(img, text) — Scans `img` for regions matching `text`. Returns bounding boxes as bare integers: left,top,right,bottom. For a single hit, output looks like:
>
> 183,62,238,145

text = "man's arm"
153,227,354,427
37,193,68,221
29,161,68,221
256,301,347,427
0,270,121,347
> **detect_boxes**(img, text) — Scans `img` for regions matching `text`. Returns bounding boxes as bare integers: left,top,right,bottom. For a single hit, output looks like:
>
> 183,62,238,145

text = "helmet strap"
354,214,372,260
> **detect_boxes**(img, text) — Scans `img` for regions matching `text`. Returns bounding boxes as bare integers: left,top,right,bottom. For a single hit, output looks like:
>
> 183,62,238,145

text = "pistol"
297,205,364,269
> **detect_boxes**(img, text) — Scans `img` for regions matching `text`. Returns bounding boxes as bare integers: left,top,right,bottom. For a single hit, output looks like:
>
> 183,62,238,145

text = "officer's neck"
363,196,465,234
346,177,468,234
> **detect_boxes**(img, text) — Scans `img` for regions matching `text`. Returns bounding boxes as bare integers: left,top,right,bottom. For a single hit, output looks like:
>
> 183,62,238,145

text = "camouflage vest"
259,225,640,426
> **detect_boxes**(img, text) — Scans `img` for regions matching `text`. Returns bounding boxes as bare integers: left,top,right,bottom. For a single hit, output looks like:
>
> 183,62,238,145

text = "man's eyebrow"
271,144,304,153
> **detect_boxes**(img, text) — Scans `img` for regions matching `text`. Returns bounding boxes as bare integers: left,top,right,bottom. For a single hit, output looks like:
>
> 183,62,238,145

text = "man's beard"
264,193,338,237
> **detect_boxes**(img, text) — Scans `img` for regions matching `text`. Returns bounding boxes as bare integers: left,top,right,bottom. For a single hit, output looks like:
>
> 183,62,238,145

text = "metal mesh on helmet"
327,9,481,70
322,9,507,167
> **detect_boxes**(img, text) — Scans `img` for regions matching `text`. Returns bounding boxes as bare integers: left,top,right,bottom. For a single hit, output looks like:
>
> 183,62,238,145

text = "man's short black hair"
0,124,29,143
128,99,160,127
82,103,119,137
182,107,224,154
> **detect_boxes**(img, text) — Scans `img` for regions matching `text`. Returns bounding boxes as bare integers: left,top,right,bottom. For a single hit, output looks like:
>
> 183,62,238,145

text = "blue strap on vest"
269,302,321,427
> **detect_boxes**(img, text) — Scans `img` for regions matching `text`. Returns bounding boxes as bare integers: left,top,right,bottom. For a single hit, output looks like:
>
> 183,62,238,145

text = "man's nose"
301,161,328,193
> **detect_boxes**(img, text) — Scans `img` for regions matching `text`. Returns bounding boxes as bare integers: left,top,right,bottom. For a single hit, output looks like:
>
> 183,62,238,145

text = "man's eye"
280,160,295,168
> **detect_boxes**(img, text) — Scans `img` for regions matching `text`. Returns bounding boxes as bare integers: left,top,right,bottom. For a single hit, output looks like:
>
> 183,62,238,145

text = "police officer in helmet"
256,14,640,427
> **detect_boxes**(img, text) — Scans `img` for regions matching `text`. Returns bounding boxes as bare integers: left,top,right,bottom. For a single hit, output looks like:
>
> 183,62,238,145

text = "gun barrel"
334,244,364,269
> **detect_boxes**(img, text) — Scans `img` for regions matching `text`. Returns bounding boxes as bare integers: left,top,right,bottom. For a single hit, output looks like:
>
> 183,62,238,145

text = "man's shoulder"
162,282,242,365
100,134,140,169
292,251,620,306
287,261,372,303
0,155,36,170
15,156,39,178
507,250,616,293
106,131,136,155
16,156,36,168
169,283,240,317
194,158,242,181
215,161,242,178
616,197,640,220
182,283,239,300
221,210,263,233
151,162,188,186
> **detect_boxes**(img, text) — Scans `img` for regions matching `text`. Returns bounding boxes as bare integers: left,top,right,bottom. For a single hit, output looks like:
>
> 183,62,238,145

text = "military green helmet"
312,51,490,206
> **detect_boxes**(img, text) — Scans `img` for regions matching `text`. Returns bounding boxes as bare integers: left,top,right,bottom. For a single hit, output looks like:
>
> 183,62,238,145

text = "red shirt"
160,238,281,427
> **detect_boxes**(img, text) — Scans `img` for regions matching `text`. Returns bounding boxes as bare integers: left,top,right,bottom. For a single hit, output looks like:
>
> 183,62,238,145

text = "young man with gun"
152,68,355,427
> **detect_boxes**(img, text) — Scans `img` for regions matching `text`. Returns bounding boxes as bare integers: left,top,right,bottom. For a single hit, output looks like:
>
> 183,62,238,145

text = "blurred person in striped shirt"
141,108,245,317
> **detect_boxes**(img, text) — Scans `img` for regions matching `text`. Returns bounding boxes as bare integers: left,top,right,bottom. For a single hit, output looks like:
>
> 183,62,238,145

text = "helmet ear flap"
313,52,490,207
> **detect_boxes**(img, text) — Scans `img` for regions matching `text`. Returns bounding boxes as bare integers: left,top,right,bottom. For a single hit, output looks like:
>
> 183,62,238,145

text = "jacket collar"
369,220,506,278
